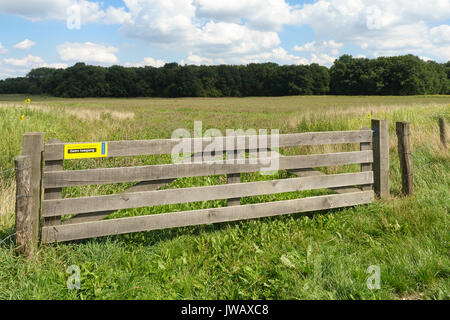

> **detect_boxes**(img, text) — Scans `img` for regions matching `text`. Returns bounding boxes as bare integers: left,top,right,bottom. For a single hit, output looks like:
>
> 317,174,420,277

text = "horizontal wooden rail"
43,150,373,188
44,130,373,161
42,191,374,243
43,172,373,217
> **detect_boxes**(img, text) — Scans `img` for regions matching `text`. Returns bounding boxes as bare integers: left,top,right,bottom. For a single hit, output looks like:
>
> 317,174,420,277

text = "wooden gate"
15,120,389,246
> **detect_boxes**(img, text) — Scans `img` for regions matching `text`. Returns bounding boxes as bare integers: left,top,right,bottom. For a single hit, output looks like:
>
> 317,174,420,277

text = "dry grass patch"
0,180,15,230
0,103,135,122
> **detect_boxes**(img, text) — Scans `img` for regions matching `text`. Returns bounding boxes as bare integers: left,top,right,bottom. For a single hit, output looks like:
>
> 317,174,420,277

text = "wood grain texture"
439,118,447,149
42,172,373,216
396,122,413,195
360,127,372,192
44,139,63,226
21,132,44,247
44,131,373,161
63,179,175,224
372,120,390,199
227,173,241,206
41,191,374,243
14,156,34,257
44,150,373,188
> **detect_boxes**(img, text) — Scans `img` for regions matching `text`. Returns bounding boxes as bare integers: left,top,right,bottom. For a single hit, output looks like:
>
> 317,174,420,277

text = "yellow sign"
64,142,108,159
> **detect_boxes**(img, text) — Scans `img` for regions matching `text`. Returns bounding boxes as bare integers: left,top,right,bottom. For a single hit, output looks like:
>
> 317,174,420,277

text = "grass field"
0,94,449,299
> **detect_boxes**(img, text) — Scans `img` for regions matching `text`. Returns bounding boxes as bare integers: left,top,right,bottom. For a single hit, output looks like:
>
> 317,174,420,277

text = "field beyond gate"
18,124,388,244
1,95,448,300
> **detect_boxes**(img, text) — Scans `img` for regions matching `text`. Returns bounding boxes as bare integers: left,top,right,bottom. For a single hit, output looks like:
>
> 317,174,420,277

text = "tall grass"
0,95,448,299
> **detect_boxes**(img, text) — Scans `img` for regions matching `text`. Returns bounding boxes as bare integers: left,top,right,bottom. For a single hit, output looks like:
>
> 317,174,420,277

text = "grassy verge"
0,95,448,299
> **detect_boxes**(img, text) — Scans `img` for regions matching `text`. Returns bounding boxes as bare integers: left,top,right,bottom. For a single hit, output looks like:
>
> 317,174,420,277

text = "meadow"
0,94,449,299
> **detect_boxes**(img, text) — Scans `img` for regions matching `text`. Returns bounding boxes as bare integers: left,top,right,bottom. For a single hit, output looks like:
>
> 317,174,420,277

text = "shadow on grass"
0,226,15,248
44,205,343,250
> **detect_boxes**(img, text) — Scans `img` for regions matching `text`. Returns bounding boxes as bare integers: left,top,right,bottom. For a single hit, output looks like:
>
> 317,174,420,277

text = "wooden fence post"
22,132,44,247
15,156,33,257
439,118,447,149
396,122,413,195
371,120,389,199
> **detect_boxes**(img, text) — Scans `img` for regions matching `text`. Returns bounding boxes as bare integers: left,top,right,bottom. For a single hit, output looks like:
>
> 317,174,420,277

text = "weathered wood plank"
227,150,241,206
42,191,374,243
63,179,175,224
372,120,390,199
14,156,34,257
288,168,361,194
21,132,44,247
227,173,241,206
43,172,373,217
44,150,373,188
44,131,373,161
360,127,372,192
44,139,63,226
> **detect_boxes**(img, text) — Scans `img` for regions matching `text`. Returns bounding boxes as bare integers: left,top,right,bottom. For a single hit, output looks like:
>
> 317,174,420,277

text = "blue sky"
0,0,449,79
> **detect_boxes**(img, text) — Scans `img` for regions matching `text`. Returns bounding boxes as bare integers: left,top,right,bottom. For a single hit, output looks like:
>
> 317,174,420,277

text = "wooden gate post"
396,122,413,195
439,118,447,149
15,155,33,257
22,132,44,247
371,120,389,199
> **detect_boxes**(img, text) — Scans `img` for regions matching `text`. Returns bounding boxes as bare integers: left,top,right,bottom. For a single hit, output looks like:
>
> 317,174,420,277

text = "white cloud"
3,54,45,67
194,0,300,31
196,22,280,55
181,53,214,65
0,64,27,79
0,0,128,25
125,57,166,68
121,0,197,44
0,57,67,79
14,39,36,50
143,57,166,68
292,40,343,66
1,0,450,65
181,47,308,66
420,56,433,62
244,47,308,65
310,53,336,66
44,62,68,69
0,42,7,54
293,0,450,61
103,6,132,24
119,1,283,65
57,42,119,64
430,25,450,44
293,40,343,56
1,54,67,79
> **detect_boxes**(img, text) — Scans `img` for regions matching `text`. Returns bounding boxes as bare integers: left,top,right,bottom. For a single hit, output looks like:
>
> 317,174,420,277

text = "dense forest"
0,55,449,97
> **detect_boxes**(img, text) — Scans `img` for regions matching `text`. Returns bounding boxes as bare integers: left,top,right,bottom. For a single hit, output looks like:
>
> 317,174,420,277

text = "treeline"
330,55,449,95
0,55,449,97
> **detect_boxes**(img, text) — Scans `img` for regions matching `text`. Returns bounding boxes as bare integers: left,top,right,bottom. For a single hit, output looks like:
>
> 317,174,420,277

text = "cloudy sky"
0,0,449,79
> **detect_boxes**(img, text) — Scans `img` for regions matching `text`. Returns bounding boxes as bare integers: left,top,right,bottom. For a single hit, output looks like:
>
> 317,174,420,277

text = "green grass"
0,95,449,299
